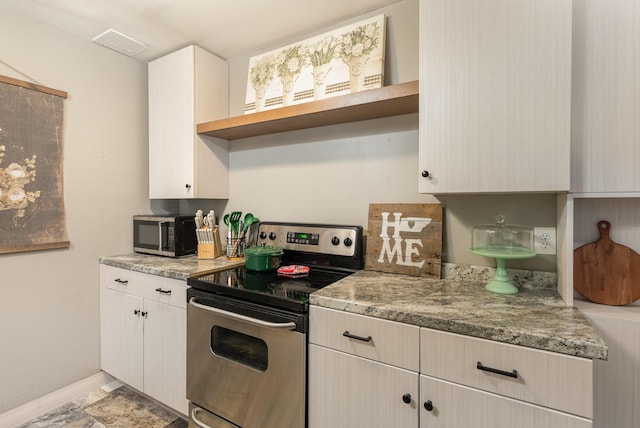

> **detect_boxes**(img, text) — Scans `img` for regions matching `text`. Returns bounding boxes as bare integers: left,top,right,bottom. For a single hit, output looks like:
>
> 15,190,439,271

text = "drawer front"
309,306,419,371
143,275,188,308
309,345,419,428
420,375,592,428
420,328,593,418
101,265,145,296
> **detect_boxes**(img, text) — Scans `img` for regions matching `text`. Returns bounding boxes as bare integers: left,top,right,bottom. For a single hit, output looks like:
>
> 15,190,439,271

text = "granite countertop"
99,253,244,280
310,270,608,360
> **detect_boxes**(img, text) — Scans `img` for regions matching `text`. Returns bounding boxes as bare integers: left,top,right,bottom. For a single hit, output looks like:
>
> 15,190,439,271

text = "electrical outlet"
534,227,556,255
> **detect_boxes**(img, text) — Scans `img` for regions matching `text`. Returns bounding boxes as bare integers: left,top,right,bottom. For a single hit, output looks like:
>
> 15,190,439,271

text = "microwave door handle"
189,298,297,330
160,221,169,251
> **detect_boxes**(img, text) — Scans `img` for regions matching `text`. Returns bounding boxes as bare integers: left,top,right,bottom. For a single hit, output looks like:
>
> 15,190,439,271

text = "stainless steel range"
186,222,364,428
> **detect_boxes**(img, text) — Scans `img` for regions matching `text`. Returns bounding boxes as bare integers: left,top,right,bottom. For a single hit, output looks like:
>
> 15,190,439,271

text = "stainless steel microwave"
133,215,197,257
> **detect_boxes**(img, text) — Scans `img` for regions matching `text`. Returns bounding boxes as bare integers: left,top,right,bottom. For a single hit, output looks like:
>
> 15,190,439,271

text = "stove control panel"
286,232,320,245
257,222,362,257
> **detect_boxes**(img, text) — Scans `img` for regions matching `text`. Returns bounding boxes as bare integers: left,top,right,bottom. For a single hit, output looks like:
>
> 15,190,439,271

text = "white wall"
224,0,558,271
0,8,149,412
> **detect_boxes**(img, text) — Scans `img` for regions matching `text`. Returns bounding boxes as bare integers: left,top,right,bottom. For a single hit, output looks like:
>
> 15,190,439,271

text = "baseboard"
0,371,115,428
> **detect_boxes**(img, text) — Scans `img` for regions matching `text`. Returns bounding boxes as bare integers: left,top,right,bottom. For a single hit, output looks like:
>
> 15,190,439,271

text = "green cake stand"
468,246,537,294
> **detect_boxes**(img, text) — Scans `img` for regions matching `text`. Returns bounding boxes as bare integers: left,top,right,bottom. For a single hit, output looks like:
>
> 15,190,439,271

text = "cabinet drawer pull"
477,361,518,378
342,331,372,342
114,278,128,285
155,287,172,294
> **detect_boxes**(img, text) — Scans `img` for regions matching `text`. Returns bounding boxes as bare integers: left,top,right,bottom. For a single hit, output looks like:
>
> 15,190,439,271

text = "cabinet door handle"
114,278,128,285
423,400,433,411
402,393,412,404
141,311,148,318
477,361,518,378
134,309,140,316
155,287,172,294
342,331,372,342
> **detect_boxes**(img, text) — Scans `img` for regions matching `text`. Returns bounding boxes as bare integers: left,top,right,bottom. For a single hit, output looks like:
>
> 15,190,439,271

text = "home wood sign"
365,203,443,277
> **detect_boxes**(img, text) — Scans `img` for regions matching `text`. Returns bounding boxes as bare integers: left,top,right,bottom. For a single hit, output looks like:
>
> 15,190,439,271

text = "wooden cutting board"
574,221,640,306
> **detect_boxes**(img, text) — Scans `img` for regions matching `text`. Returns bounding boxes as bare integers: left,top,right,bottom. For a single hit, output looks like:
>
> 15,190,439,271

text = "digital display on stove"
286,231,319,245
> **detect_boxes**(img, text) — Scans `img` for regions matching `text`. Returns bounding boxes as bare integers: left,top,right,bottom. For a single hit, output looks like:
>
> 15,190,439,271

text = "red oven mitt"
277,265,310,278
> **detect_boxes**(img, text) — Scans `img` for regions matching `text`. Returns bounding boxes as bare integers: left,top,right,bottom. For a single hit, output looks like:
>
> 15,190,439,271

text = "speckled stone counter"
310,270,607,360
99,253,244,280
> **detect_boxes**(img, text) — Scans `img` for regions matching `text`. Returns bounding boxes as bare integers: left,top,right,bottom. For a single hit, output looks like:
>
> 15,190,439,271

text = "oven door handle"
191,406,212,428
189,298,297,330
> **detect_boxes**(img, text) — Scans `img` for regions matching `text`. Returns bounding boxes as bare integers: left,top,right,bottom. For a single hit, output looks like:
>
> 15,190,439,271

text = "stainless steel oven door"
187,296,306,428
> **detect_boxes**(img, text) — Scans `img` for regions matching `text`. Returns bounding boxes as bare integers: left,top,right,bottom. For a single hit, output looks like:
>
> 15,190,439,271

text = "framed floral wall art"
244,14,386,113
0,75,69,254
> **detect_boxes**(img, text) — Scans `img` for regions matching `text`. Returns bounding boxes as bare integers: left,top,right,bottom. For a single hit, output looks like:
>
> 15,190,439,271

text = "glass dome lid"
468,215,537,295
469,215,536,259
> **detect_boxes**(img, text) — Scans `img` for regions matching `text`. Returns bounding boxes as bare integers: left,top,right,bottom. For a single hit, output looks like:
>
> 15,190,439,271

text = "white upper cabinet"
419,0,572,193
571,0,640,194
148,45,229,199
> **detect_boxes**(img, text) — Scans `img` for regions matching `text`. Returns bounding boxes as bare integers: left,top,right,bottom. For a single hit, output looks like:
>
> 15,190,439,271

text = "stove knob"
331,236,340,246
344,237,353,247
269,232,277,240
259,231,267,240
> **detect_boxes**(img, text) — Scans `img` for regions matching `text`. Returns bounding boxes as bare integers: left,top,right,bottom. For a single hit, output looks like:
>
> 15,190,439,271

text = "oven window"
211,326,268,371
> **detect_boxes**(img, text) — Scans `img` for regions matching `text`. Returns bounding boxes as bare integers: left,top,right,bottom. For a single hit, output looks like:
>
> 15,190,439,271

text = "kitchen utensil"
574,221,640,305
206,210,216,227
242,213,259,234
229,211,243,237
244,243,283,271
195,210,204,229
226,237,246,259
468,215,537,294
197,226,222,259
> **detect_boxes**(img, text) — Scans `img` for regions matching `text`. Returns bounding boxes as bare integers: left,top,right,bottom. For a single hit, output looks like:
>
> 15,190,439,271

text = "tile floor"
18,385,188,428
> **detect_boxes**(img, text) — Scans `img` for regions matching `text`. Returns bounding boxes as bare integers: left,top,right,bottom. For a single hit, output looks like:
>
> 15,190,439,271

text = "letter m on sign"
365,203,443,277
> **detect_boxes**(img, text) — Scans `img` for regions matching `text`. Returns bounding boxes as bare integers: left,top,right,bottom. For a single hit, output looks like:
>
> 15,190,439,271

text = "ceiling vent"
92,29,147,57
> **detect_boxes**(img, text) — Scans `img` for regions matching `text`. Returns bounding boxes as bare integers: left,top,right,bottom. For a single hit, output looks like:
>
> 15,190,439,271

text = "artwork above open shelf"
196,80,418,140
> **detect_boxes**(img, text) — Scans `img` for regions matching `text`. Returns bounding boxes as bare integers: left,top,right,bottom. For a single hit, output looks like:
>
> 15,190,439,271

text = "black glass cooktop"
187,265,354,313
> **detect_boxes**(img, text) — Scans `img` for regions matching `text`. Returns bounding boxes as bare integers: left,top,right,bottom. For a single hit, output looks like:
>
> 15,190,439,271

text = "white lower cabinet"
308,306,595,428
574,301,640,428
100,265,188,415
102,287,144,390
308,345,419,427
308,306,420,428
420,376,591,428
420,328,593,427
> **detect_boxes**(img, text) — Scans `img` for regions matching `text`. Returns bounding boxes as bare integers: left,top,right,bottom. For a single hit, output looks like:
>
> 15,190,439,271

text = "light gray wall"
224,0,558,272
0,8,149,412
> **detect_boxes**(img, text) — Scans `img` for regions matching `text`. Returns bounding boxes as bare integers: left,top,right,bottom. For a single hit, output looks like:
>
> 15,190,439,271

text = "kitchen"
0,0,638,427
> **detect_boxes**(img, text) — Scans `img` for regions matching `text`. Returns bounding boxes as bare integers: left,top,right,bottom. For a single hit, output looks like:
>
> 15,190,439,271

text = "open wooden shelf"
196,80,419,140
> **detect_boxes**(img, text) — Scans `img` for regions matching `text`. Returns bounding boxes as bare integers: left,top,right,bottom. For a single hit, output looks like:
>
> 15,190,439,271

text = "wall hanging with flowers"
0,74,69,254
244,14,385,113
